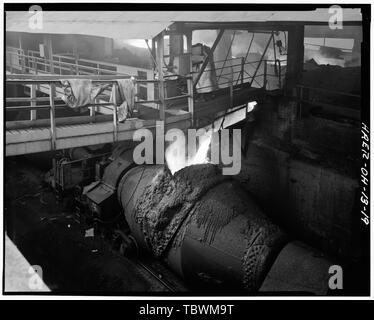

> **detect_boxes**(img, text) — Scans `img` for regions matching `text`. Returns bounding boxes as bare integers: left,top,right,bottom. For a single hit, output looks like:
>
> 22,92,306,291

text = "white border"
0,0,372,300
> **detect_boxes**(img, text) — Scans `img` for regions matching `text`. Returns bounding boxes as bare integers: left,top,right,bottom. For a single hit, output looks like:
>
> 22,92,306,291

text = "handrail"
5,100,157,109
5,74,163,120
296,84,361,120
6,47,155,86
193,55,287,92
52,52,151,73
6,48,194,119
196,74,266,91
5,70,185,84
202,59,285,73
5,79,121,148
6,74,152,82
6,48,160,106
296,84,361,99
7,50,131,76
5,75,161,109
17,46,151,73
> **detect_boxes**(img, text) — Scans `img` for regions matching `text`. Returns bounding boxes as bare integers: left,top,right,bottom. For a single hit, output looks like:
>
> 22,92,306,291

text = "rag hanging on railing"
60,79,110,112
109,78,136,122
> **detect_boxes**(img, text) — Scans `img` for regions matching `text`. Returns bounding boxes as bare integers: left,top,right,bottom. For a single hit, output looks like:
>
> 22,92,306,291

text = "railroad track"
136,260,177,292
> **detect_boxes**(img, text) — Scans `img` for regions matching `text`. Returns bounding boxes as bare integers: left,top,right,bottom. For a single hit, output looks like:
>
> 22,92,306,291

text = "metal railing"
5,75,171,149
6,47,194,121
6,46,156,105
7,47,130,76
194,56,286,92
26,48,128,76
296,84,361,120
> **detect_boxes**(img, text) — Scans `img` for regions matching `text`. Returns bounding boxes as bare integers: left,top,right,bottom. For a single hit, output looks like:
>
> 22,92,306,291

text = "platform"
6,113,191,156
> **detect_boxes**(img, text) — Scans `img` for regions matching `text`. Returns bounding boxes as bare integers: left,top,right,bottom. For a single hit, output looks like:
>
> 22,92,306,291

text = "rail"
6,46,194,121
5,74,187,150
7,46,278,125
6,46,157,105
6,78,111,147
296,84,361,120
10,47,137,76
192,56,285,111
196,56,286,92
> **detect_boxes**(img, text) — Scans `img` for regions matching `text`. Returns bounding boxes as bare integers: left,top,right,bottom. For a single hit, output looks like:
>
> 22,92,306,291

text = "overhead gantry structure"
5,9,362,156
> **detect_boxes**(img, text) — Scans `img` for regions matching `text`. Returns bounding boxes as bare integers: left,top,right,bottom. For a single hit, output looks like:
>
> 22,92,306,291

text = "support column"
169,33,184,71
72,35,79,75
43,35,54,74
30,84,37,121
151,38,156,71
186,30,194,124
112,83,118,143
156,33,165,121
18,34,26,73
285,25,304,94
49,83,56,150
215,30,234,88
193,29,224,89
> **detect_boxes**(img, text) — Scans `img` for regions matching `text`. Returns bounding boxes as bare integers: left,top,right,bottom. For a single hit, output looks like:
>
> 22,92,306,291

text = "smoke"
188,131,213,166
165,129,213,175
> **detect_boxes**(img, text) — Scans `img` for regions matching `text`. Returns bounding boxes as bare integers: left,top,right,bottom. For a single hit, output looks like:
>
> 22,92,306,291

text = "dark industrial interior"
4,8,369,296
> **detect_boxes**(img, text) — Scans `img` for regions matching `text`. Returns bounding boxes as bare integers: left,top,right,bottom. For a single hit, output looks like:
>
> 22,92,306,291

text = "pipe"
117,163,288,291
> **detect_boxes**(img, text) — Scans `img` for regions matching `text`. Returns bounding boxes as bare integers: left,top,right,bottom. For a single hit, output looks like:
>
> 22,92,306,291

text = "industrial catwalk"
3,4,370,300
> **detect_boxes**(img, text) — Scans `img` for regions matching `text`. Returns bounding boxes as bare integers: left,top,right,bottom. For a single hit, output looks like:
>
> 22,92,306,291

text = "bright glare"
123,39,150,49
188,130,212,166
165,130,213,175
247,101,257,112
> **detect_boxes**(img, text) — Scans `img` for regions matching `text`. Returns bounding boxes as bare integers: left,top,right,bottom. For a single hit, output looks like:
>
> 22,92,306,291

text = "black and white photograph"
1,1,371,304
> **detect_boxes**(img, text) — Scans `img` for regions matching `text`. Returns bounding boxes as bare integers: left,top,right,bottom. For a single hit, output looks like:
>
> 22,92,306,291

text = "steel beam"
193,29,225,89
